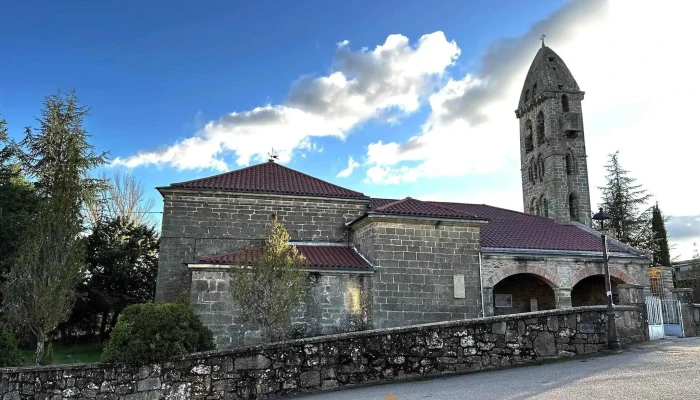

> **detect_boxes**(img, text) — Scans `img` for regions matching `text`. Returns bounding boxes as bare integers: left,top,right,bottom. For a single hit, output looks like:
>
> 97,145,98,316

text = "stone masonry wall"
190,268,372,349
519,91,592,226
351,217,483,328
156,189,368,302
481,252,650,316
0,306,645,400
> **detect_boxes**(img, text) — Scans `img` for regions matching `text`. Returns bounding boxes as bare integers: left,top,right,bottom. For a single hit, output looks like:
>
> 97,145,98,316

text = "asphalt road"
294,337,700,400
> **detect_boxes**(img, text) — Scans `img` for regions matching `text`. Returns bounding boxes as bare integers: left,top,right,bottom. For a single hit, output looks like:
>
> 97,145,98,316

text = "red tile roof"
370,198,630,253
169,161,366,199
198,245,371,270
372,197,480,220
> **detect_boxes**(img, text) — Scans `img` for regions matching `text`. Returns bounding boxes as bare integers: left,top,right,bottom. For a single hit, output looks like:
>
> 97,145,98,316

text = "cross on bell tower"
514,43,592,226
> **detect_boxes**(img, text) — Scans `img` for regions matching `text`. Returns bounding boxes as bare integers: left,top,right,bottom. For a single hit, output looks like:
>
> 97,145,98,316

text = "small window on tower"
540,196,549,218
548,57,555,62
565,150,574,175
533,83,537,95
525,120,533,153
525,90,530,101
538,156,545,182
536,112,545,146
562,94,570,112
569,193,579,221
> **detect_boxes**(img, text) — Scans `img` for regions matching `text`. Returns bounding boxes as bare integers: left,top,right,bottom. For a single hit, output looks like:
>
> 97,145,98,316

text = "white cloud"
357,0,700,258
112,32,460,171
336,156,360,178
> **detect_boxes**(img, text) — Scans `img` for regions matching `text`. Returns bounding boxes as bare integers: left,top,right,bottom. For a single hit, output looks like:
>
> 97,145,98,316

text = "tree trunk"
34,332,45,366
99,312,109,341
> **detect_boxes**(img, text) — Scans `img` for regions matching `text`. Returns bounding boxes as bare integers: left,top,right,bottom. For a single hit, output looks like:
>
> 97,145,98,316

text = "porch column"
554,287,572,309
619,283,649,341
482,287,494,317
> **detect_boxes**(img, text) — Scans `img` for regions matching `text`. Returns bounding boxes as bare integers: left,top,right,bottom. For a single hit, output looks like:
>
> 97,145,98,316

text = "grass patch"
19,343,103,366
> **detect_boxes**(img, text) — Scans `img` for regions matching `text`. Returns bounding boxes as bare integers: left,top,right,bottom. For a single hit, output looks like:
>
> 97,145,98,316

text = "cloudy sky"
2,0,698,259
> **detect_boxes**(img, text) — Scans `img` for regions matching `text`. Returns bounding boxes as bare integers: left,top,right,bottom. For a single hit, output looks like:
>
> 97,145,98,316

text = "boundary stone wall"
0,305,645,400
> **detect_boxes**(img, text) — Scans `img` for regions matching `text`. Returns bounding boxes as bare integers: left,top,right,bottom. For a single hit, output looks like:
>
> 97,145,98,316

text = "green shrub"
101,297,214,364
0,326,23,367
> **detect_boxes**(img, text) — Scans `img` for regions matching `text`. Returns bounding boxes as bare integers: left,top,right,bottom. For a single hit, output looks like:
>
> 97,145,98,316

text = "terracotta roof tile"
370,198,629,253
199,245,371,270
170,161,365,199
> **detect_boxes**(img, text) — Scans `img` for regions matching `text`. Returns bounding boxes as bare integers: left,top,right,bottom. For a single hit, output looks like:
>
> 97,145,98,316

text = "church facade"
155,46,652,349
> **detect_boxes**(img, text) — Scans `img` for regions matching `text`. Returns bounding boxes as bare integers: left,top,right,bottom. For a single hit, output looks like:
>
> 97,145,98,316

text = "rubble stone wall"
0,305,645,400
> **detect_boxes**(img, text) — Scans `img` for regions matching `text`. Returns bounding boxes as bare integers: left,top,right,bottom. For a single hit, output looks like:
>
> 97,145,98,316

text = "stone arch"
570,265,637,287
530,197,538,214
487,265,563,288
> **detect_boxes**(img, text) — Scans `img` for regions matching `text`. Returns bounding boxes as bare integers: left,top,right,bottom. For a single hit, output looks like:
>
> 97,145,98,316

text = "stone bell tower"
515,43,592,226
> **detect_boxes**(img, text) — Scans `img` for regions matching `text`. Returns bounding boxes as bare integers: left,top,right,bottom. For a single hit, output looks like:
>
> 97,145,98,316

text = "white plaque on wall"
453,274,465,299
494,294,513,308
530,298,538,312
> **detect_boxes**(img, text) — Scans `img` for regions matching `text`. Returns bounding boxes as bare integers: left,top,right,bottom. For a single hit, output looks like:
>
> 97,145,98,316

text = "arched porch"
571,275,625,307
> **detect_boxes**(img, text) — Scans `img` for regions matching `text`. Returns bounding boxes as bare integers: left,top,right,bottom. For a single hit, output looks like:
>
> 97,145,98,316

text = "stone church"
155,45,651,348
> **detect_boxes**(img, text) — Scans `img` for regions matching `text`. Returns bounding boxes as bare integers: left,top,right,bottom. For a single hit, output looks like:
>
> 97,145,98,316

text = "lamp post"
592,207,621,351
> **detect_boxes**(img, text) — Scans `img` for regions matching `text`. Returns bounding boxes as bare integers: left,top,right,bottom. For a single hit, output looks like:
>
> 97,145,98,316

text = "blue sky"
1,0,698,258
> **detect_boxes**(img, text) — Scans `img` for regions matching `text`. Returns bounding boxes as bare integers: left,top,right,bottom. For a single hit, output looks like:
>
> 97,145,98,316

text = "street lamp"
592,207,621,351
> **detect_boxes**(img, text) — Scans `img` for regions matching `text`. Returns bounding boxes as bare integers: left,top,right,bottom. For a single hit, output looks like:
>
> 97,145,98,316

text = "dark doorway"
493,273,555,316
571,275,623,307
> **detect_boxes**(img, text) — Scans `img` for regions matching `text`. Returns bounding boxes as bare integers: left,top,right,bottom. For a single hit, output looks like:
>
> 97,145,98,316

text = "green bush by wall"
101,297,214,364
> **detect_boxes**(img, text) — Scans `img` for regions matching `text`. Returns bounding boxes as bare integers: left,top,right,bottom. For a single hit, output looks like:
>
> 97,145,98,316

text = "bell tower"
515,43,591,226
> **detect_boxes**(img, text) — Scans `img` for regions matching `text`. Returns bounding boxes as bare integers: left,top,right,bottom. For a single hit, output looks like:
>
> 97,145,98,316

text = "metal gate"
661,299,684,337
645,296,664,340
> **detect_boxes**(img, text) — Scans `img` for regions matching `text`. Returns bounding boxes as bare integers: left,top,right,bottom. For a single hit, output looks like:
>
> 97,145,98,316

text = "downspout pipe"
479,250,485,317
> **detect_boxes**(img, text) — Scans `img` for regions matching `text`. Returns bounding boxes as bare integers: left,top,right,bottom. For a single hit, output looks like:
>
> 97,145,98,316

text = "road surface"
294,337,700,400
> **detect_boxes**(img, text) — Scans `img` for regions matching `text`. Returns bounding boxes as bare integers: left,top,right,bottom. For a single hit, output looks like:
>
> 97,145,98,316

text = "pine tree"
1,91,107,364
650,203,671,266
228,215,308,342
598,151,652,249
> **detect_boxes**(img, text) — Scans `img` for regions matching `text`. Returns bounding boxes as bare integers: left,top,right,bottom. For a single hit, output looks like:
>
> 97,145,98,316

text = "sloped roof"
371,197,480,220
169,161,366,199
198,245,371,270
370,198,629,253
518,45,580,108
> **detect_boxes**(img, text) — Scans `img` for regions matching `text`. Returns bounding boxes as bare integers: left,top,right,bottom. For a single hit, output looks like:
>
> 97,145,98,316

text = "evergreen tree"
229,216,308,342
650,203,671,266
0,116,40,283
598,151,652,249
62,216,159,341
1,91,107,364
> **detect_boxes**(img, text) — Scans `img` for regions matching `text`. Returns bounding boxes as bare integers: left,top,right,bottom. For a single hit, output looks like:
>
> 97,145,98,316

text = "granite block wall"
156,189,367,302
0,306,646,400
352,217,483,328
190,268,372,349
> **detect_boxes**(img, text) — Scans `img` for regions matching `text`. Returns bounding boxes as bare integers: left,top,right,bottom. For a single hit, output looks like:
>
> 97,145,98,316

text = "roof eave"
481,247,648,260
158,186,370,202
347,212,488,228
